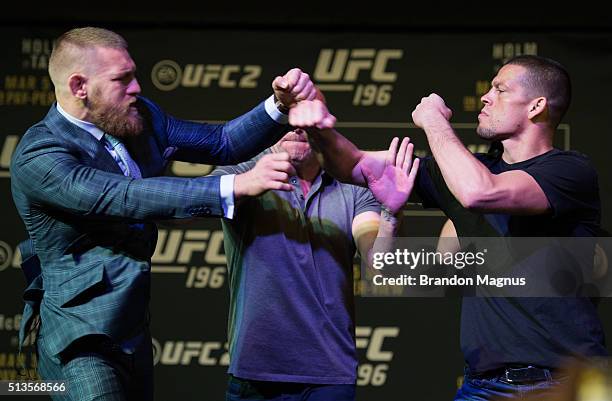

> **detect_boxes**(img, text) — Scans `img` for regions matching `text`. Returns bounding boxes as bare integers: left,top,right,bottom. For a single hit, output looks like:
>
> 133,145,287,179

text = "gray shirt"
211,149,380,384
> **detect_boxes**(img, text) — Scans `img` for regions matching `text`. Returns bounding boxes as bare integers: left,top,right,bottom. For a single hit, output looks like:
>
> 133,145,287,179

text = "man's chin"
115,112,143,138
100,116,144,139
476,127,496,140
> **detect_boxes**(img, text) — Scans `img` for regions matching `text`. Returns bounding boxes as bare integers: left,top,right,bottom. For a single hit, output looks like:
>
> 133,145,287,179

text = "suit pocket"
57,263,107,308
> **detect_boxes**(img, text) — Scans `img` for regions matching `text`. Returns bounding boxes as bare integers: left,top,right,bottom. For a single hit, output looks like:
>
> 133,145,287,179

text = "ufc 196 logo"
152,229,226,289
314,49,403,107
356,326,399,386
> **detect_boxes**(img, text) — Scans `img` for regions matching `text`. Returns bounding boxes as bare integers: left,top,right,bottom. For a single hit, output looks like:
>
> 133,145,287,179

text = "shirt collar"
56,103,105,141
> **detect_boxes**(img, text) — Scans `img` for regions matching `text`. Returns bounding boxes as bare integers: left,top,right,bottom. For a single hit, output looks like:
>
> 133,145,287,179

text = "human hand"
234,153,296,199
361,137,420,215
272,68,317,110
411,93,453,129
288,99,336,130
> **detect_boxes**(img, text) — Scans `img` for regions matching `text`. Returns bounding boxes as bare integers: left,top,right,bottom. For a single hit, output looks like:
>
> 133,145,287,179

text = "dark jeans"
454,367,564,400
226,375,356,401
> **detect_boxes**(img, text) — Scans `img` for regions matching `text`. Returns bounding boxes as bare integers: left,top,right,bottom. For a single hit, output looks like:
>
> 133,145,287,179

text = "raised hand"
272,68,317,110
361,137,420,214
411,93,453,129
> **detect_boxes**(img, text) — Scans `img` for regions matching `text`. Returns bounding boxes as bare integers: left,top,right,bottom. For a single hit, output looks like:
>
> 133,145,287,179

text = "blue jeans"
454,368,564,400
225,375,356,401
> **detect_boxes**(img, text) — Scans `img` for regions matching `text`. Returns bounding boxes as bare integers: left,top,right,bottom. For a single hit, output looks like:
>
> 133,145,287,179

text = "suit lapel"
43,105,125,175
43,102,166,179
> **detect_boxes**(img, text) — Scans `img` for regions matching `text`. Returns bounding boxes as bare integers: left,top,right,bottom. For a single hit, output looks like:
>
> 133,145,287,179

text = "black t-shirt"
416,148,607,372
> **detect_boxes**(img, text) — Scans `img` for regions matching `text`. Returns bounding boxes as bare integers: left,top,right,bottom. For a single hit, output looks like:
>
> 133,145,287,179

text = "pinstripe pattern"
11,96,287,395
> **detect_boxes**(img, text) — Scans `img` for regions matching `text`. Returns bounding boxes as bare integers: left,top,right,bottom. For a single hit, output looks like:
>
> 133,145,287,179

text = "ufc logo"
355,326,399,362
314,49,403,83
152,229,225,265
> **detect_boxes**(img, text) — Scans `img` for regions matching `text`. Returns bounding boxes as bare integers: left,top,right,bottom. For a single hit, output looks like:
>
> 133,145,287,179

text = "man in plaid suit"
10,27,316,401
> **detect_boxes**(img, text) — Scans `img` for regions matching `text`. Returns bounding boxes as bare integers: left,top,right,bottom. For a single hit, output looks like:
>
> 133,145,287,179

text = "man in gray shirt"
212,121,419,400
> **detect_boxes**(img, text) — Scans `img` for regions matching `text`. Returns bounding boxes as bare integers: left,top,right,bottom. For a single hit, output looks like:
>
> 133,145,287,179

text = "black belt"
466,365,555,384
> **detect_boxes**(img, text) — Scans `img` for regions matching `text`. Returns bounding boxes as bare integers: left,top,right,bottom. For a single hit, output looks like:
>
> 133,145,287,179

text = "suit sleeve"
141,97,287,166
11,134,224,220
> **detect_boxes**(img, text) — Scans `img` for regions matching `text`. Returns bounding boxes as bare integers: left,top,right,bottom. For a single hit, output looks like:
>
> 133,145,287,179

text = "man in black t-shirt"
288,55,606,400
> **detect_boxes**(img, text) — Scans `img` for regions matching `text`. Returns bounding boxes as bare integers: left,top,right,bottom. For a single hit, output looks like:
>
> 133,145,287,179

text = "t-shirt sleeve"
353,185,381,217
413,156,444,209
209,150,268,176
523,151,600,218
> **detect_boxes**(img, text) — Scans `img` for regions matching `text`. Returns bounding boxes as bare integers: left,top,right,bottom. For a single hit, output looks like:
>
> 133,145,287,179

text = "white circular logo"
0,241,13,272
151,60,182,91
152,337,162,366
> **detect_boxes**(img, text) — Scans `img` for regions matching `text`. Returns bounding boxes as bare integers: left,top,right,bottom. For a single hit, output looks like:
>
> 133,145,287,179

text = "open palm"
361,137,420,214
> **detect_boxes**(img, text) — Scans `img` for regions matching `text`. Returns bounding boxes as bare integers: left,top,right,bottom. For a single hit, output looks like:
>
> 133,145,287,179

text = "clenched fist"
288,100,336,130
411,93,453,129
272,68,317,110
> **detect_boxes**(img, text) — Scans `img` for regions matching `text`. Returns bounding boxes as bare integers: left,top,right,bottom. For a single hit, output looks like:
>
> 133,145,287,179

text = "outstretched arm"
288,99,388,185
156,68,318,166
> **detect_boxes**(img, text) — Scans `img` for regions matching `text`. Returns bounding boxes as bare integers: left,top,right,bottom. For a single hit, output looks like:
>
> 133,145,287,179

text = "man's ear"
528,96,547,120
68,74,87,99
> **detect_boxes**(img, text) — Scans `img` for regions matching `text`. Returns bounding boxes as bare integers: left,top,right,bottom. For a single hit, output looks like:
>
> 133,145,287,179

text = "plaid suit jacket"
10,96,286,361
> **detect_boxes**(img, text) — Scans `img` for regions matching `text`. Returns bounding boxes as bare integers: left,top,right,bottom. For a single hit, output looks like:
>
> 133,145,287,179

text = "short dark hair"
504,55,571,127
